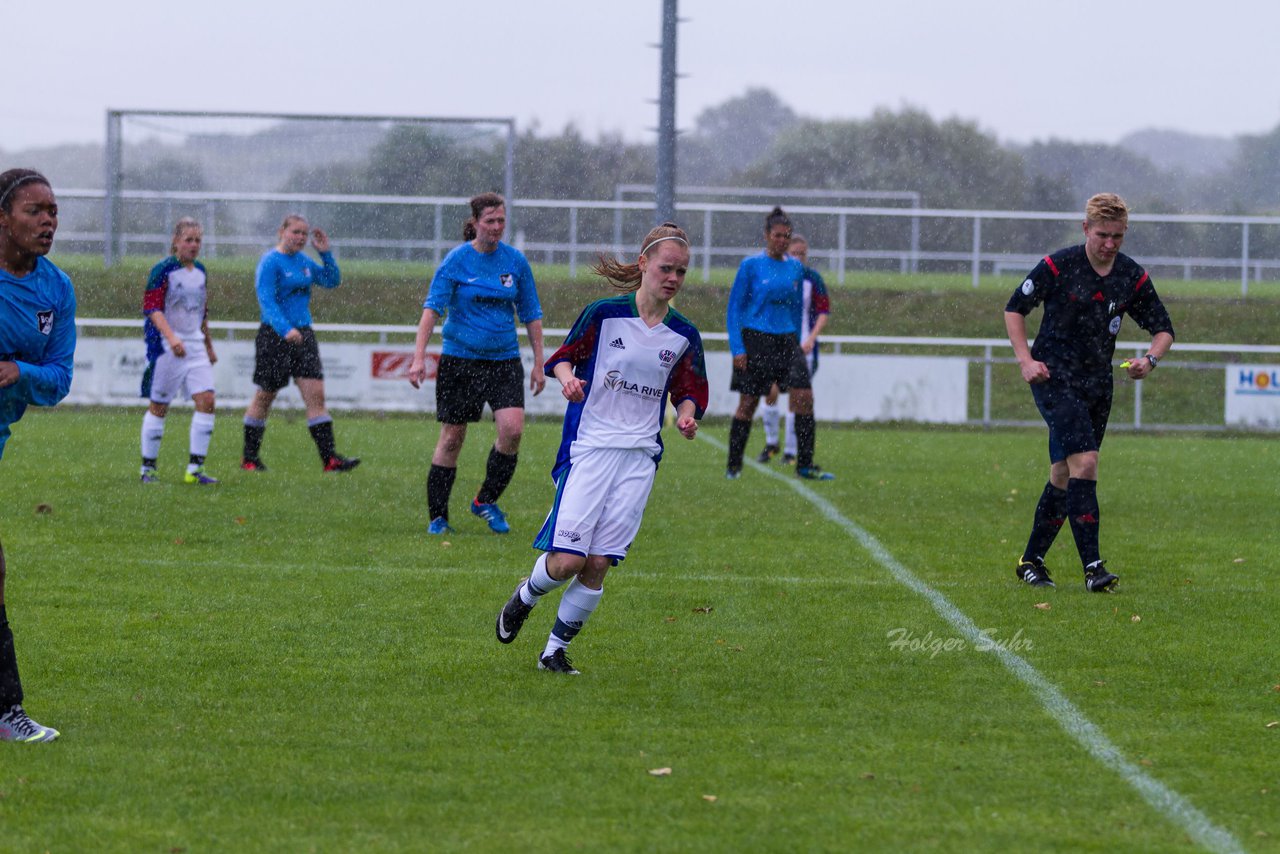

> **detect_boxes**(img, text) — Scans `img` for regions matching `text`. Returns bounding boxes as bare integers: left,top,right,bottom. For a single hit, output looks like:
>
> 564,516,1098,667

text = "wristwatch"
1144,353,1159,368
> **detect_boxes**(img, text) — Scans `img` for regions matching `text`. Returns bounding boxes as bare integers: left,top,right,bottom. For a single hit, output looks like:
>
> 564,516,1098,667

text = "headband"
640,234,689,256
0,175,48,210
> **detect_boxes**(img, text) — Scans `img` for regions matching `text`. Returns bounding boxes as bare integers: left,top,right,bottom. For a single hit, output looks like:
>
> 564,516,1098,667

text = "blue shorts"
1031,374,1113,462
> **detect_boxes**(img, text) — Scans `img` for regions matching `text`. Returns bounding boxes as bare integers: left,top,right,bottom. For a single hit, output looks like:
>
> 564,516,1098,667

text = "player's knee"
1067,453,1099,480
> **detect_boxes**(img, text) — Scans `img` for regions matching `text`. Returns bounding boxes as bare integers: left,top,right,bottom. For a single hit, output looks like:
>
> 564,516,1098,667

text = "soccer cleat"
471,499,510,534
427,516,455,536
323,454,361,473
240,457,268,472
797,465,835,481
140,467,160,484
183,467,219,485
0,705,59,743
781,453,796,465
495,579,533,644
725,467,742,480
1016,557,1056,588
756,444,780,464
538,648,580,675
1084,561,1119,592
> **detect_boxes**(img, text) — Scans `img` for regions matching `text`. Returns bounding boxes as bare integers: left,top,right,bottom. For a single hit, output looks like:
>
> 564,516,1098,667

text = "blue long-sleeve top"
0,256,77,459
423,242,542,360
255,249,340,337
725,252,804,356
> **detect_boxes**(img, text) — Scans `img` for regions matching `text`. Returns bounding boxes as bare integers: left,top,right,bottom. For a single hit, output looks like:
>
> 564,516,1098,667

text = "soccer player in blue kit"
241,215,359,473
493,222,708,674
0,169,74,742
725,207,833,480
407,192,545,535
1005,193,1174,592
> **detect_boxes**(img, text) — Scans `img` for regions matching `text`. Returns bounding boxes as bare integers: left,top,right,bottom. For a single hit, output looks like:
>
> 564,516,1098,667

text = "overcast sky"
9,0,1280,153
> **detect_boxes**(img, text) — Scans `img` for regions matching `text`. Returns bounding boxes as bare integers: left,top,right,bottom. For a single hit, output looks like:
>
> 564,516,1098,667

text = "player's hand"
560,377,586,403
311,228,331,253
529,366,546,396
732,353,747,371
170,339,187,358
207,344,218,365
677,414,698,439
284,328,303,344
0,361,18,388
1020,359,1050,384
801,337,816,355
407,358,427,389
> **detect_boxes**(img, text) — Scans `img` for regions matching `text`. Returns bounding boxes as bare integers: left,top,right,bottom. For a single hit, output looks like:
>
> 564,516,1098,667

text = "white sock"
520,553,567,606
544,578,603,657
784,409,798,457
760,400,782,446
188,411,215,471
141,412,165,467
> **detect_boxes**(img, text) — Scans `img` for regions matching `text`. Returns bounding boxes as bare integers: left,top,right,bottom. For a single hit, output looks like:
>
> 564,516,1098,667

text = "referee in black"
1004,193,1174,592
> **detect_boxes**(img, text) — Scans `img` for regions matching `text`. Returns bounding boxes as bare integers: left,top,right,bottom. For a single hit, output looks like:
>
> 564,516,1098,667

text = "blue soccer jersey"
424,242,542,360
726,252,805,356
255,249,340,336
544,293,708,480
0,256,77,459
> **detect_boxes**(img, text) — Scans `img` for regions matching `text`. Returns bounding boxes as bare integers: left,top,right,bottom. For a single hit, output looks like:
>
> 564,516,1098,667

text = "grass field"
0,409,1276,851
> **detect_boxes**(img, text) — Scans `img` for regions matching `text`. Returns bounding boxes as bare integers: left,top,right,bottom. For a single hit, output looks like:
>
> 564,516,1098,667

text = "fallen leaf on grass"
1034,602,1051,610
34,503,53,515
1266,721,1280,729
692,606,714,614
861,772,876,780
173,538,185,546
1272,685,1280,692
441,541,452,548
702,794,717,802
648,767,672,777
664,616,677,623
234,516,247,525
1139,758,1155,766
1131,615,1142,623
1233,557,1245,563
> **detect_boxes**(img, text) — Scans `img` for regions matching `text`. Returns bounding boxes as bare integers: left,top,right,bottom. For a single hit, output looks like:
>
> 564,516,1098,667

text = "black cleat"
240,457,268,472
756,444,780,464
496,579,533,644
323,454,361,473
537,648,580,675
1084,561,1119,592
1016,557,1056,588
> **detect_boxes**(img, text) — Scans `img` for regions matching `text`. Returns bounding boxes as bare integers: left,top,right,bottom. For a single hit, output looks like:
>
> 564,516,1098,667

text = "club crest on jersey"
1021,279,1034,296
658,349,676,365
500,273,514,288
36,310,54,335
1108,316,1122,336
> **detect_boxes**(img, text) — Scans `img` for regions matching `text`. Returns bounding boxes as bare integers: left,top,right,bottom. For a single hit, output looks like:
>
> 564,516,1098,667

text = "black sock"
243,422,266,461
428,465,458,521
476,447,518,505
1023,482,1068,563
142,456,157,469
189,453,206,467
308,419,337,462
727,418,752,469
1067,478,1101,568
0,605,23,708
794,413,816,468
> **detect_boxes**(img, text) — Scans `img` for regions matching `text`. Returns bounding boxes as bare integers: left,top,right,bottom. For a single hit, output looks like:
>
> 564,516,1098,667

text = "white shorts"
534,446,657,562
148,347,215,404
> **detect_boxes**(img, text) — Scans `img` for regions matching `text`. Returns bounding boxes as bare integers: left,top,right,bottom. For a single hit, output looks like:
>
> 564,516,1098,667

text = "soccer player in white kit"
495,222,708,674
139,218,219,484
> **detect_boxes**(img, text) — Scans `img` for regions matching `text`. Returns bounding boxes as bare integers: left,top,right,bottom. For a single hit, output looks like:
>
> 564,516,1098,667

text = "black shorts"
435,355,525,423
253,324,323,393
730,328,812,397
1031,373,1113,462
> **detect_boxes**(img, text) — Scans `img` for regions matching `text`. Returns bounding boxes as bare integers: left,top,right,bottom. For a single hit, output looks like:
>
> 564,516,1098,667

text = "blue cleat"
797,465,835,481
183,467,219,485
140,467,160,484
471,499,510,534
427,516,455,536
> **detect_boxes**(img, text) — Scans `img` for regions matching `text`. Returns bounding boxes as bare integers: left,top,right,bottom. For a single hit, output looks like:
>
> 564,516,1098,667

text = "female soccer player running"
139,217,219,484
0,168,75,742
494,222,708,675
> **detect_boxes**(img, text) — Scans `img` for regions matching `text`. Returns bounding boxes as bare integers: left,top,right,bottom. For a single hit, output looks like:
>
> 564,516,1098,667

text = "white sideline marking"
700,434,1244,854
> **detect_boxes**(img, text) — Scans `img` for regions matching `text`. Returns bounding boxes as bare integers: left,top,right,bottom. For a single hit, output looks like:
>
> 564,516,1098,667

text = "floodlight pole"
655,0,678,226
104,110,123,267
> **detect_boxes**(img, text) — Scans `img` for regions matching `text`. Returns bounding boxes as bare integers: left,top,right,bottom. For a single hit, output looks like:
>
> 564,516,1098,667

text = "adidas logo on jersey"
609,337,626,349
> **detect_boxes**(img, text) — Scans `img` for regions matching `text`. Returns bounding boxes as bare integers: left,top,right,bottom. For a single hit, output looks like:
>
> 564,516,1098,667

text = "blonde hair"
170,216,202,255
592,222,689,293
1085,193,1129,224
